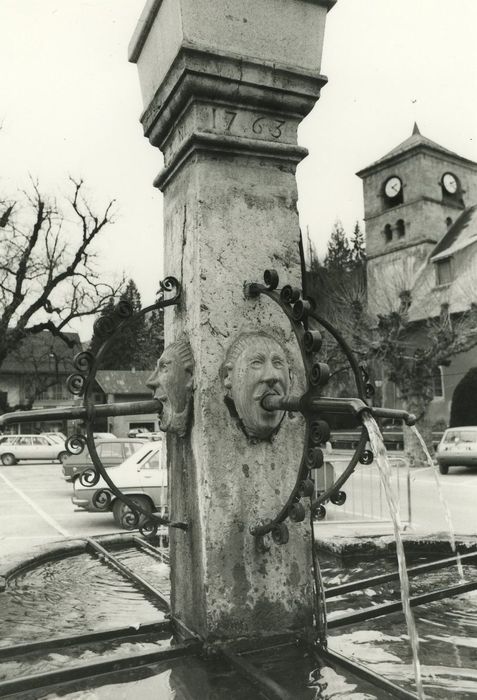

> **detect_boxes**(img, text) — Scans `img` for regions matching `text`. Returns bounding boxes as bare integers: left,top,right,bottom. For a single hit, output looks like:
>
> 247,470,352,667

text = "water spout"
362,413,426,700
410,426,465,582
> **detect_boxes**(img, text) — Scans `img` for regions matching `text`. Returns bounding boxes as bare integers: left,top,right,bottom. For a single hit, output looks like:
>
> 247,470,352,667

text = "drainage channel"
0,536,179,697
325,550,477,629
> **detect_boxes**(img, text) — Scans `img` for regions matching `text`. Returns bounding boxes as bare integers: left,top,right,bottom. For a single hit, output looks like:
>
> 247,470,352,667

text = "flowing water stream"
410,425,465,581
363,413,426,700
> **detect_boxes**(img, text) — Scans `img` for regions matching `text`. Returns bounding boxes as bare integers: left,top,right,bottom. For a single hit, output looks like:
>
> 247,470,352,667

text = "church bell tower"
357,124,477,315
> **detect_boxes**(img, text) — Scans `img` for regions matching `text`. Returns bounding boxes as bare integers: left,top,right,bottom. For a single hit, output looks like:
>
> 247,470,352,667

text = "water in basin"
1,547,476,699
0,552,165,647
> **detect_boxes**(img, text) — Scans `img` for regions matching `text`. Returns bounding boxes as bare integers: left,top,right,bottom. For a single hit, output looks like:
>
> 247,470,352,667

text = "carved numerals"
211,107,287,140
162,102,295,169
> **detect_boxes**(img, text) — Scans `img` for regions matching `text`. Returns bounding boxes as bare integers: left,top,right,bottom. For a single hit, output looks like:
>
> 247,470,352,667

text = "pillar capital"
130,0,333,188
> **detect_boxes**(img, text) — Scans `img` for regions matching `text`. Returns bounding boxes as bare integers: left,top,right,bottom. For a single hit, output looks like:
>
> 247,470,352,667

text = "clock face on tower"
442,172,458,194
384,176,402,199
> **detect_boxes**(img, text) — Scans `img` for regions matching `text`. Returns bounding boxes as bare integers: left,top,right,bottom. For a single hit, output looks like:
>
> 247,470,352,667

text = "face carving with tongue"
146,338,194,437
223,332,291,441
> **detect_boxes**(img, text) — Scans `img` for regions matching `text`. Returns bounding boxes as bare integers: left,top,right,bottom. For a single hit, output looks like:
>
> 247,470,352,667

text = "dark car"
62,438,144,482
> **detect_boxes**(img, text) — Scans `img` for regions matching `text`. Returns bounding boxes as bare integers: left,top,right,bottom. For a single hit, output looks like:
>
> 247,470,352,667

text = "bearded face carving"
223,332,291,441
146,338,194,437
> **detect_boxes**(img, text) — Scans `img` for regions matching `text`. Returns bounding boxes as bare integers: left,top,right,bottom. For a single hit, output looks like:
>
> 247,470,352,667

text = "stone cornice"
140,45,327,146
154,132,308,190
363,196,465,223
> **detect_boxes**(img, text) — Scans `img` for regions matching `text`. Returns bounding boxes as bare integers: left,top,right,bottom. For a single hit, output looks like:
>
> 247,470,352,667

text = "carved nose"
263,360,281,385
145,370,159,391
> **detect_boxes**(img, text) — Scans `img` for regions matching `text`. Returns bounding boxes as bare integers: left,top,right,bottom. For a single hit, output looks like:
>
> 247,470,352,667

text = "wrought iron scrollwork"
246,270,416,545
63,275,185,538
65,434,86,456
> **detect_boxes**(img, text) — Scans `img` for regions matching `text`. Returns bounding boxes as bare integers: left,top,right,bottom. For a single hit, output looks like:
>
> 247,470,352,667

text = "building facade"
357,125,477,425
0,331,82,434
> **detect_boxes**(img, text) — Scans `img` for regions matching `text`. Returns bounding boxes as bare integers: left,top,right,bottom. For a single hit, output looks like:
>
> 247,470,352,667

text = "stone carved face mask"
223,332,291,441
146,339,194,437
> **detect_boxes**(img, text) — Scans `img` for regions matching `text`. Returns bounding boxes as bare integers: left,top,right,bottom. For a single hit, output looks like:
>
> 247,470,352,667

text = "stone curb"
316,533,477,557
0,532,140,586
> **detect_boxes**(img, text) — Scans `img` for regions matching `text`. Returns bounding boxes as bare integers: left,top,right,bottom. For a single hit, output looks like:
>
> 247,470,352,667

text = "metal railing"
315,455,411,525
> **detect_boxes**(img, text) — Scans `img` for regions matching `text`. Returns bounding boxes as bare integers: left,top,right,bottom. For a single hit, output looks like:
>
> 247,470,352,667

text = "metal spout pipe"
261,394,416,426
0,398,163,427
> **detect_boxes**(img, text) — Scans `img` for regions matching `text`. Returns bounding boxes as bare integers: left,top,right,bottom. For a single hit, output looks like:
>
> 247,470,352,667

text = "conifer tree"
89,279,165,371
350,221,366,268
90,279,144,370
324,220,351,272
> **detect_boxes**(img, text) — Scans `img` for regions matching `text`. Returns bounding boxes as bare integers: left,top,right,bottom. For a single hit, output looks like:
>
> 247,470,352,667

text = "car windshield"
443,429,477,444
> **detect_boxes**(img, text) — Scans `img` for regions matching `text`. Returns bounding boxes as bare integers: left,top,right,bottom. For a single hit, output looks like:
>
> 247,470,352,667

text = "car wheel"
1,453,16,466
112,496,153,530
439,463,449,475
58,451,68,465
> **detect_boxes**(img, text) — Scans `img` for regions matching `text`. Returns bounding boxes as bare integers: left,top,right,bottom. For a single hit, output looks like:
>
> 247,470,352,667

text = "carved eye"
250,359,264,369
272,358,285,369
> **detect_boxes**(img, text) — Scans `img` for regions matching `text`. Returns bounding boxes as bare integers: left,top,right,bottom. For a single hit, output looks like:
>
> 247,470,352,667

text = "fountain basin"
0,535,475,699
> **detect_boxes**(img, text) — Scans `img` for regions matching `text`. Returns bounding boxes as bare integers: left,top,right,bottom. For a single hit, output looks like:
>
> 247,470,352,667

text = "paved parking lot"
0,460,125,559
0,456,475,562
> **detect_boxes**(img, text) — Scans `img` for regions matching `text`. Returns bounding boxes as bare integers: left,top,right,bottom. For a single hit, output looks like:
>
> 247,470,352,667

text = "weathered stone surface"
130,0,334,641
129,0,333,105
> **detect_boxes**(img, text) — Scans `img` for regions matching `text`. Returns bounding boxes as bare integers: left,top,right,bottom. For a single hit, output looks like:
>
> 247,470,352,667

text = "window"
384,224,393,243
396,219,405,238
141,450,161,470
124,442,143,458
98,443,123,459
432,366,444,399
435,258,452,286
32,436,48,445
37,382,70,401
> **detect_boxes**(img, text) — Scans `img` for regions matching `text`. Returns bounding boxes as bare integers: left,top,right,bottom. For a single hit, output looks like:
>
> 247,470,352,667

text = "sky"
1,0,477,340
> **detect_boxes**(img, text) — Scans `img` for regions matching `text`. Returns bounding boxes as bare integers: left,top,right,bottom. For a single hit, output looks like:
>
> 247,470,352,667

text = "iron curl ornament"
66,275,186,537
244,270,416,546
0,276,184,539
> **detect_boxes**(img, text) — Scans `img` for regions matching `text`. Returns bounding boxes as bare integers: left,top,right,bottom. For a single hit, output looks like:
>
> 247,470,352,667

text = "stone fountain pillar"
129,0,335,643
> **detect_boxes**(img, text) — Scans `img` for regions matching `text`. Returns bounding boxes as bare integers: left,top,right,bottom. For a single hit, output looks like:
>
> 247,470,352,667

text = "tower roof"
356,124,477,177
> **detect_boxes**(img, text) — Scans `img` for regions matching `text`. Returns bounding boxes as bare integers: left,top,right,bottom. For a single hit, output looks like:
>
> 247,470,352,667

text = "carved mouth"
255,388,282,402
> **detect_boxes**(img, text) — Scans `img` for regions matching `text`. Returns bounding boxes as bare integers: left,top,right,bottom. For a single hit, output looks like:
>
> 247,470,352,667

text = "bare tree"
0,178,122,370
369,301,477,460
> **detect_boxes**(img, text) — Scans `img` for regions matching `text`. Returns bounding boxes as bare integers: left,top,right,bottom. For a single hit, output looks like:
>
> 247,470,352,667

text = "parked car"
127,428,163,441
43,432,67,444
62,438,145,482
72,441,167,529
127,428,151,438
435,426,477,474
0,435,17,445
93,432,117,441
0,434,69,465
